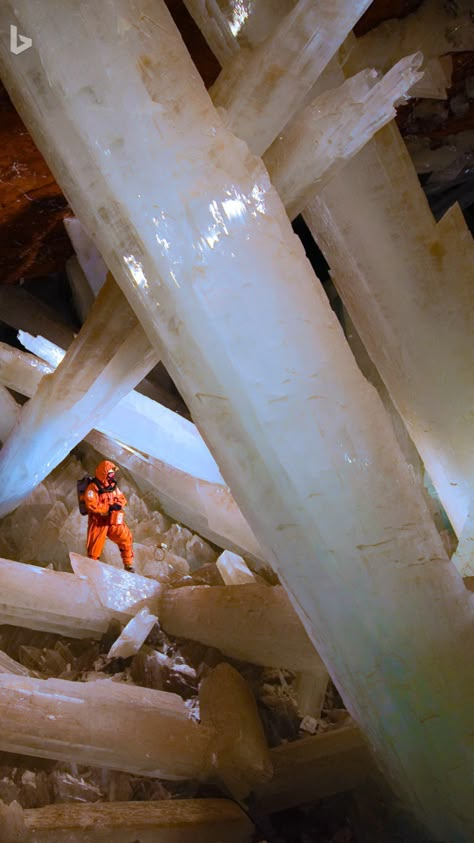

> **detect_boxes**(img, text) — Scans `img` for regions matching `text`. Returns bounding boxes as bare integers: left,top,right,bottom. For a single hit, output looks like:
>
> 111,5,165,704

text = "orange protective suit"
85,460,134,569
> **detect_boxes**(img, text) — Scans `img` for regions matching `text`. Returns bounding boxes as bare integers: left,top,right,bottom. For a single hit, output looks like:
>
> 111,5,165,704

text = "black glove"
109,503,123,512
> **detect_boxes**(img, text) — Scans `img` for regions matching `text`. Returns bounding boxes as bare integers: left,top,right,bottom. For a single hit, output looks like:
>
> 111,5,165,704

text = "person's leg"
86,519,108,560
107,523,134,571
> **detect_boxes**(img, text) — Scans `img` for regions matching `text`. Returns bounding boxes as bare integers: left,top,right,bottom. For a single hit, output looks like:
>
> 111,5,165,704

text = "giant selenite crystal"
0,673,212,779
0,277,159,516
210,0,372,155
0,2,473,838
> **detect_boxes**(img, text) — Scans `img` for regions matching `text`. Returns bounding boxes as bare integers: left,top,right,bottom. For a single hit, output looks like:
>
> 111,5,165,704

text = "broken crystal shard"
0,674,213,779
69,554,162,622
265,54,424,219
210,0,372,155
200,663,273,799
0,386,19,445
2,2,472,836
216,549,256,584
107,608,158,659
17,332,224,486
0,277,159,517
49,769,102,804
160,585,323,671
0,341,52,397
23,799,254,843
255,724,372,813
293,669,330,720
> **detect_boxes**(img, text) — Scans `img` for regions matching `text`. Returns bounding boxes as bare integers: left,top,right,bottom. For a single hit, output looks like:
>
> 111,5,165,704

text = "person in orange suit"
85,460,135,573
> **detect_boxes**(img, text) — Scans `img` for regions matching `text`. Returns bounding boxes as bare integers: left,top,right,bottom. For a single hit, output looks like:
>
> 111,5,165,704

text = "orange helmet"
95,460,118,486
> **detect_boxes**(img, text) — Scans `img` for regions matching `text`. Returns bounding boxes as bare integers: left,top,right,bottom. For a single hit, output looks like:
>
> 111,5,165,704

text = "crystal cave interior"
0,1,473,842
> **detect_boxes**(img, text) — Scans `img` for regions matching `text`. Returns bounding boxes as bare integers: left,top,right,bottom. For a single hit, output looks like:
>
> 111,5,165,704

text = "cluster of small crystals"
0,451,346,812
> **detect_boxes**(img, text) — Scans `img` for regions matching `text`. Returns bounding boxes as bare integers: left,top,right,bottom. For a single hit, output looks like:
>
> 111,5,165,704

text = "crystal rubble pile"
0,460,367,832
0,1,473,840
0,342,264,563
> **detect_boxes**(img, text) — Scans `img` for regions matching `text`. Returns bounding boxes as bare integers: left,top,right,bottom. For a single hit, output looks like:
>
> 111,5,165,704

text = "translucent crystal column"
183,0,296,63
0,276,159,516
1,3,472,838
264,54,423,219
0,554,161,637
201,5,474,546
210,0,372,155
304,124,474,539
0,674,212,779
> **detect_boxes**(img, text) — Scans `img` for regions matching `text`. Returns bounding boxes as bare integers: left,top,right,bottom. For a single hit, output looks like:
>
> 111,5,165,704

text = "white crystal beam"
265,54,424,220
0,673,212,779
18,332,224,487
210,0,372,155
186,0,474,539
1,3,473,838
304,125,474,539
0,277,159,517
201,7,474,544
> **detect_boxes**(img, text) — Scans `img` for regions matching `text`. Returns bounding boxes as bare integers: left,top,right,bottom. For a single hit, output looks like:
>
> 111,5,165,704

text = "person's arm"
114,487,127,508
84,483,109,516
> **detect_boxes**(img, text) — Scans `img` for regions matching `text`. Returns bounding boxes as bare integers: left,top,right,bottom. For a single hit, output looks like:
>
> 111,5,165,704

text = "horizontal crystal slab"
0,673,212,779
255,724,372,812
160,585,324,671
22,798,254,843
0,554,161,638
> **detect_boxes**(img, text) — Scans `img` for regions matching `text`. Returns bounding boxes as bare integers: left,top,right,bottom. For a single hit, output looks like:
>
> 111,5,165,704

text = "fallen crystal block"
200,662,273,799
70,553,162,622
107,608,158,660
